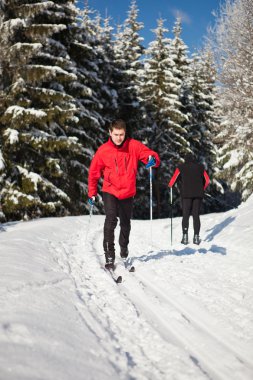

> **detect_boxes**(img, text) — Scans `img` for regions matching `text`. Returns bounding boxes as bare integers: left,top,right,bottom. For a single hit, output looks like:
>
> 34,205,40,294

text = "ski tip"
116,276,122,284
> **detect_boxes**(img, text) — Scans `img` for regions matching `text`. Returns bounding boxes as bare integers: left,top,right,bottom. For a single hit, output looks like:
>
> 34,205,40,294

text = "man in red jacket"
168,153,210,245
88,119,160,269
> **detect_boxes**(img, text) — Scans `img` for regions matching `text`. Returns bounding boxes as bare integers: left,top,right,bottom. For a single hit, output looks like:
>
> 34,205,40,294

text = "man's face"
109,128,126,146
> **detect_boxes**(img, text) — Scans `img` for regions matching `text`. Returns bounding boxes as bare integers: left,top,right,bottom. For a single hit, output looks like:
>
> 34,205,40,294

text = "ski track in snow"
49,221,203,380
46,211,253,380
1,199,253,380
132,273,252,379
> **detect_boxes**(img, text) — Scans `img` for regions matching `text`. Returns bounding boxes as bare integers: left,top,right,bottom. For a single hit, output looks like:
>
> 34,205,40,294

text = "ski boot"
105,252,115,270
193,234,201,245
120,247,129,259
181,233,189,245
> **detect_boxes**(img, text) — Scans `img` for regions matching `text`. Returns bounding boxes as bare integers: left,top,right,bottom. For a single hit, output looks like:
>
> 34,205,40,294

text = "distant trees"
0,0,231,221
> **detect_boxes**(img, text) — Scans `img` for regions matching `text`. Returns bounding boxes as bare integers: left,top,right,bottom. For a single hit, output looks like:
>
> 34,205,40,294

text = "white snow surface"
0,196,253,380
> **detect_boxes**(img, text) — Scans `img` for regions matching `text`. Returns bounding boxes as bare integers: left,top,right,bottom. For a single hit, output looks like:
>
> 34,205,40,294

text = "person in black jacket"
168,153,210,245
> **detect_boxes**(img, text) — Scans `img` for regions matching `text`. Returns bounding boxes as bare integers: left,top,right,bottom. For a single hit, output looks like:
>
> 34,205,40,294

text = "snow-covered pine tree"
0,0,100,220
182,50,223,212
71,3,111,213
171,18,190,94
113,0,144,136
93,13,119,124
208,0,253,203
137,18,188,218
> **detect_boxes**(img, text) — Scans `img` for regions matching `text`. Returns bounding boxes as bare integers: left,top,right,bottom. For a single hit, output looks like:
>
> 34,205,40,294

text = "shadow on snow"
0,221,21,233
132,244,226,265
204,216,235,242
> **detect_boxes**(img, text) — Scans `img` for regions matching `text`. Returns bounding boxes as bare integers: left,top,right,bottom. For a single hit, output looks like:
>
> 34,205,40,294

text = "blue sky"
77,0,221,52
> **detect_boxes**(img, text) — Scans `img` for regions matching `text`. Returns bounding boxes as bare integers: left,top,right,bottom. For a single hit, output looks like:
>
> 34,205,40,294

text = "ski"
103,259,134,283
122,258,135,273
104,264,122,284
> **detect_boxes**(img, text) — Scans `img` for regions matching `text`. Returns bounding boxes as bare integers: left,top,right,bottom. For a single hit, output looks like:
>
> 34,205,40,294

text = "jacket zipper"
124,157,127,172
114,158,118,173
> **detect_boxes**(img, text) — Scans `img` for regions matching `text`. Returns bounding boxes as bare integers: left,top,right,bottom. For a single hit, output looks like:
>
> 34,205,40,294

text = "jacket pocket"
104,171,112,184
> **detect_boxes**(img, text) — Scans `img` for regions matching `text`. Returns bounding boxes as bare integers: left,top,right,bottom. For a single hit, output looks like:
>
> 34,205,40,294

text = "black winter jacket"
169,156,210,198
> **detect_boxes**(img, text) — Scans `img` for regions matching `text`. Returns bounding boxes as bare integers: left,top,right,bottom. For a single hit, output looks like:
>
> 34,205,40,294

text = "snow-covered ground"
1,196,253,380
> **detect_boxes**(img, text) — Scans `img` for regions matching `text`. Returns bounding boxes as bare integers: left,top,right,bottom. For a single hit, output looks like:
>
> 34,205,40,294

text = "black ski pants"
102,192,133,254
182,197,202,235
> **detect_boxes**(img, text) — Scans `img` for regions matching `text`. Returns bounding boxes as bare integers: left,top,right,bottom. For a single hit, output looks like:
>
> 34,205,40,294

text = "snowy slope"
0,196,253,380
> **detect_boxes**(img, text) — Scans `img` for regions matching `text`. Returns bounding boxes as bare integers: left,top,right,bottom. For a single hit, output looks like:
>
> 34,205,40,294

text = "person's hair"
185,153,196,163
109,119,126,132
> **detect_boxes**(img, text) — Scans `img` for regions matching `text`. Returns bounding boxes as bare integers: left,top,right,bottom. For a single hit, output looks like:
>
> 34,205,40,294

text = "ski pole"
149,155,153,248
85,203,94,245
170,187,173,246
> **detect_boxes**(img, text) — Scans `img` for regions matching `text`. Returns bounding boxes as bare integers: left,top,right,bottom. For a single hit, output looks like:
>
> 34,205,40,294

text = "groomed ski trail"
126,271,253,380
49,218,205,380
48,215,253,380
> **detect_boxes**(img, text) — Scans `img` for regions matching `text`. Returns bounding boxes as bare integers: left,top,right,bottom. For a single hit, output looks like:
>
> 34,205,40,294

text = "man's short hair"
109,119,126,131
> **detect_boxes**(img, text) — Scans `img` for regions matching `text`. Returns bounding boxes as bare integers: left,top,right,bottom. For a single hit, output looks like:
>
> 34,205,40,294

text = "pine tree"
208,0,253,203
75,4,123,213
93,13,119,124
171,18,190,94
113,0,144,136
137,18,188,217
183,51,224,211
0,0,101,220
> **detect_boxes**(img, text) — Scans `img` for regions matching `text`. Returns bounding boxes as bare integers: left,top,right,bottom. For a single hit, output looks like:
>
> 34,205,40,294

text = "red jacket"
88,138,160,199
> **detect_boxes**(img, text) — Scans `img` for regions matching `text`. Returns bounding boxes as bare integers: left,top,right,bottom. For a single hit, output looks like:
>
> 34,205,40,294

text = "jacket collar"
108,137,130,150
